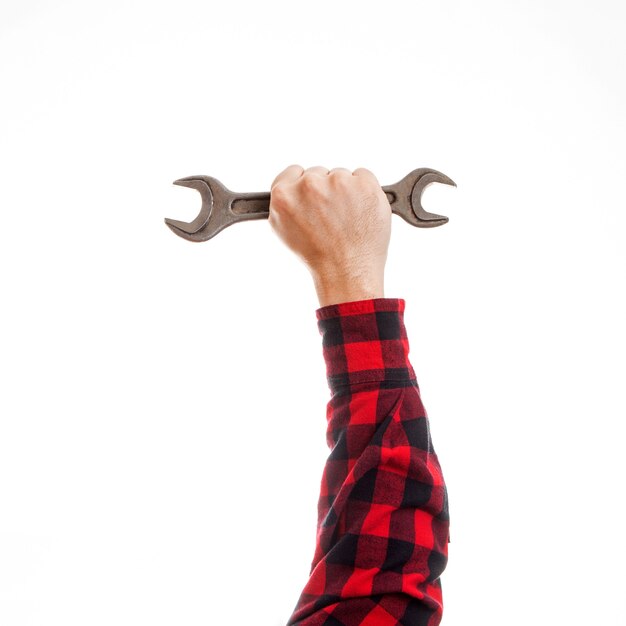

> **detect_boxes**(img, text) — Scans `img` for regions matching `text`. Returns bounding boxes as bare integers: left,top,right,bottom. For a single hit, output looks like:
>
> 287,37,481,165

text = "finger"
304,165,330,177
271,164,304,190
352,167,380,185
329,167,352,176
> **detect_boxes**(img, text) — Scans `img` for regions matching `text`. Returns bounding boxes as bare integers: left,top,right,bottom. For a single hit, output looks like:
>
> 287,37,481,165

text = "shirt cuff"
315,298,417,393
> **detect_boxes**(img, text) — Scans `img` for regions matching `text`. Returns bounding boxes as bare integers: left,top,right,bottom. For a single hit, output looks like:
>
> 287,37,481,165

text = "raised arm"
268,165,450,626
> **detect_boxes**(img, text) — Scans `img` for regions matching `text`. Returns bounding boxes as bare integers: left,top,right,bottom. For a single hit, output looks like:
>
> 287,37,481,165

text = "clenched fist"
268,165,391,307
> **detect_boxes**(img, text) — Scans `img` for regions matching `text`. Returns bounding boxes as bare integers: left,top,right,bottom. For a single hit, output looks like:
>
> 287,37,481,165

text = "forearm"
287,298,450,626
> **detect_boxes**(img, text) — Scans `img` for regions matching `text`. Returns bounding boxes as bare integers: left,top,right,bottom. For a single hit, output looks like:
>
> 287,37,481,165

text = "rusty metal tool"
165,167,456,242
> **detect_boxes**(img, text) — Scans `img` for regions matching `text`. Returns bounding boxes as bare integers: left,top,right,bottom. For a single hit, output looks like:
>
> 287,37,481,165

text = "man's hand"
268,165,392,307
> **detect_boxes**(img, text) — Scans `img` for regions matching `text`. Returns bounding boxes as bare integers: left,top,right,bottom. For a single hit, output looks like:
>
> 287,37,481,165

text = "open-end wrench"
164,167,456,242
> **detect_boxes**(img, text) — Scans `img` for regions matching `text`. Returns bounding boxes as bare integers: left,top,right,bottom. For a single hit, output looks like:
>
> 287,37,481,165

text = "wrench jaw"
410,169,457,228
165,175,239,241
164,214,237,242
383,168,456,228
164,176,215,240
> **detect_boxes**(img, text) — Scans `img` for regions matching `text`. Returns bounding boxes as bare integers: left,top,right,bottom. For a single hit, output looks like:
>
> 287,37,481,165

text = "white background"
1,1,625,624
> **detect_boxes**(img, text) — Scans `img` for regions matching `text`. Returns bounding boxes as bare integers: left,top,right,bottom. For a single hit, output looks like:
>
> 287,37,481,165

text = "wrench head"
164,176,215,241
410,168,457,227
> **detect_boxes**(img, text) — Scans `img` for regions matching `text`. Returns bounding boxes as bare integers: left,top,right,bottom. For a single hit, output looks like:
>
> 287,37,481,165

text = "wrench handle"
230,189,396,216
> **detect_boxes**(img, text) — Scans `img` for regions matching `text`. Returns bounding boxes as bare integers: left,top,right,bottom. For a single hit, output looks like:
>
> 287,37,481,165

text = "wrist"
313,272,384,307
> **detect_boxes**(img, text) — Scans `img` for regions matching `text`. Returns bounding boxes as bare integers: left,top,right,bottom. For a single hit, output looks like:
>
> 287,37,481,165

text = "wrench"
164,167,456,242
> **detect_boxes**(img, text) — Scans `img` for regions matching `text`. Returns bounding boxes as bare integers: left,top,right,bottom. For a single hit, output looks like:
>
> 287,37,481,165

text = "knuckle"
331,172,351,188
272,164,302,188
271,183,287,204
300,173,319,189
271,182,284,198
354,167,379,186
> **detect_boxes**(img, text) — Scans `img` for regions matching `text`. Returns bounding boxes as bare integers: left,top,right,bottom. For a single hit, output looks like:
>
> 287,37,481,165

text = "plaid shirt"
287,298,450,626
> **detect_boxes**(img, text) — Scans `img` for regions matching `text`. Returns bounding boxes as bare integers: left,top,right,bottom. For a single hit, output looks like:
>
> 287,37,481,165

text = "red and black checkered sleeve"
286,298,450,626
